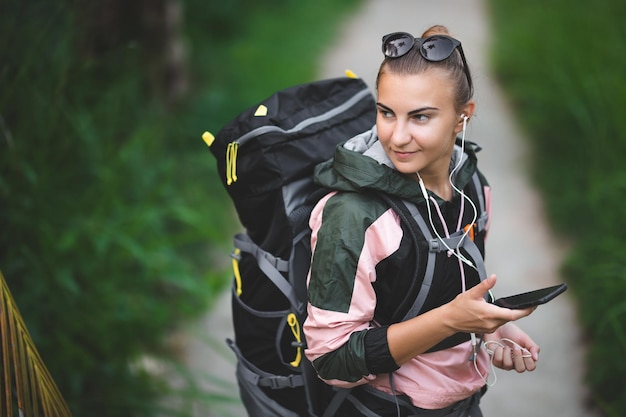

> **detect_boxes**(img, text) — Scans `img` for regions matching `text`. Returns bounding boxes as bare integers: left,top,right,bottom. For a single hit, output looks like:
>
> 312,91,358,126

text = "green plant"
488,0,626,415
1,4,229,414
0,0,363,415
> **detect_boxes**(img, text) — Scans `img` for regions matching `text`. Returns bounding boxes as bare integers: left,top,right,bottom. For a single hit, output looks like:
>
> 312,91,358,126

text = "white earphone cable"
416,114,478,270
474,338,533,387
450,115,478,248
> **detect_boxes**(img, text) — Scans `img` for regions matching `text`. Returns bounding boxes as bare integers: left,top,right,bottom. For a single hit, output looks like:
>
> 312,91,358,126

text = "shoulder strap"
382,172,489,322
472,172,489,233
397,200,441,322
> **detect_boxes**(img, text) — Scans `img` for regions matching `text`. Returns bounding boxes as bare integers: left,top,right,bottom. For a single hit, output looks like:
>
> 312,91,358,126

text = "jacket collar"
314,126,481,206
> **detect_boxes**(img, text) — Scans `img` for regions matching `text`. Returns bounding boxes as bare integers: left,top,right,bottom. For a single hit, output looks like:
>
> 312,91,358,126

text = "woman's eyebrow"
377,102,439,115
408,106,438,116
376,102,393,112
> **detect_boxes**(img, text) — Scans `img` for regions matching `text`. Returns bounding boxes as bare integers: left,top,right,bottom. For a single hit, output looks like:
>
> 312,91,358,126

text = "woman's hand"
484,323,540,372
448,275,539,372
389,274,538,365
444,274,535,335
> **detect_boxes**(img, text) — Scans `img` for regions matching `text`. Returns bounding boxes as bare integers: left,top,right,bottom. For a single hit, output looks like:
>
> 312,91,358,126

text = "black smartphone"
494,283,568,309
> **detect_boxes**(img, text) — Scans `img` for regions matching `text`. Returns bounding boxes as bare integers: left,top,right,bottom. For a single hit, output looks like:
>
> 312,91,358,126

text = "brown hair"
376,25,473,112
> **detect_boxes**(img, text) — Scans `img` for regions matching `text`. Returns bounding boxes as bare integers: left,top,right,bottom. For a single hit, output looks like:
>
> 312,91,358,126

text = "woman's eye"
412,114,428,122
378,109,394,118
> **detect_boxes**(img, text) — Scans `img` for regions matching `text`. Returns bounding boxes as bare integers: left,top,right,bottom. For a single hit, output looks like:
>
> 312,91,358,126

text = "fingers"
479,274,497,293
522,349,538,372
529,344,541,362
490,344,537,372
492,345,507,368
467,274,496,302
512,347,536,372
507,305,537,321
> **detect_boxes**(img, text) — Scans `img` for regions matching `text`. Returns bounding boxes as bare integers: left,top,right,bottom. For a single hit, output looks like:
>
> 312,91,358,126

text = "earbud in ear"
460,114,469,122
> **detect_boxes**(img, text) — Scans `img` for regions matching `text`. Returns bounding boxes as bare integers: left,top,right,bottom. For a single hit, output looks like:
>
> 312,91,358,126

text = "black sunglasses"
381,32,472,93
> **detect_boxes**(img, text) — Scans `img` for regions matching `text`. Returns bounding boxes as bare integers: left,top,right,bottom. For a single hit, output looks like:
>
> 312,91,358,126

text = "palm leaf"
1,270,73,417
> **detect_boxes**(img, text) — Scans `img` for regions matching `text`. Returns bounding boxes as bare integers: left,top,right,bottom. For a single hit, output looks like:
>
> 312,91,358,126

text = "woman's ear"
455,100,476,132
461,100,476,122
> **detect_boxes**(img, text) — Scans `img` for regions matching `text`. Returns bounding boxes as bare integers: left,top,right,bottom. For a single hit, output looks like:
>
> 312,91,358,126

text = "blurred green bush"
0,0,361,415
489,0,626,415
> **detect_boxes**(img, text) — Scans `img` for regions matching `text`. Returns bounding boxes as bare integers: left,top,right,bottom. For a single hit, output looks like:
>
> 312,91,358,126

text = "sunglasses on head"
381,32,472,93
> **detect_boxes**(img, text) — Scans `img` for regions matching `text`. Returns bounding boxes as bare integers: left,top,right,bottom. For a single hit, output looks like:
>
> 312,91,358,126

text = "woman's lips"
393,150,417,160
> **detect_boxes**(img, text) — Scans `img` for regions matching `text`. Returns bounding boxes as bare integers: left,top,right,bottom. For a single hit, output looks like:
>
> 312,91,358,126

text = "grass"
0,0,363,415
488,0,626,415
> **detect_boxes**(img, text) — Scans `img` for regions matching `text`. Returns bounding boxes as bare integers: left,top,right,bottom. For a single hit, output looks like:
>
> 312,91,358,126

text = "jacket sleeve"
303,193,401,386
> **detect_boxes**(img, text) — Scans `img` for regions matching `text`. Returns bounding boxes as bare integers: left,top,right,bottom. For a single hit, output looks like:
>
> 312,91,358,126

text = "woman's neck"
415,172,453,201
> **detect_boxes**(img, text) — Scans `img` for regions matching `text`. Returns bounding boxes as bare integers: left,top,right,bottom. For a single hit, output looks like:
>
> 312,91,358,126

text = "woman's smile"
393,149,419,160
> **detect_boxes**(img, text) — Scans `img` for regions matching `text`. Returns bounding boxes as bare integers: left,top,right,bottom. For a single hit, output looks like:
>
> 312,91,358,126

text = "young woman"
304,25,540,417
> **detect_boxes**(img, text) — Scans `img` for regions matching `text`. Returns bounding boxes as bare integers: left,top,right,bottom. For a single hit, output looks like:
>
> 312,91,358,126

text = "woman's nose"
390,121,411,146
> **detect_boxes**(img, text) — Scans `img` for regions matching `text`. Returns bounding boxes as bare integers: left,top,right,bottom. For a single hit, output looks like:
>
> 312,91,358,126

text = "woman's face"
376,69,470,179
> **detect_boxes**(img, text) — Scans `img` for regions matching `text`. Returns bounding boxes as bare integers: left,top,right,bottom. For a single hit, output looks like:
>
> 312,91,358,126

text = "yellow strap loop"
230,142,238,183
226,143,233,185
225,142,239,185
232,248,242,296
287,313,302,367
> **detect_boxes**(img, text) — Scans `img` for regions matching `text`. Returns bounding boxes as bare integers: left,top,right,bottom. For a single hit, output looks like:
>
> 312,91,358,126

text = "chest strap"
399,172,488,322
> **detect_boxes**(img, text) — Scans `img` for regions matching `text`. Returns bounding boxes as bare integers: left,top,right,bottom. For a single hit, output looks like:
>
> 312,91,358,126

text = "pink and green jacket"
303,127,492,410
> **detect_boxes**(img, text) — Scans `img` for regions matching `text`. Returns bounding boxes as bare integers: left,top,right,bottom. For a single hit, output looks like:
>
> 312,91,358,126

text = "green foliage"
564,238,626,416
0,0,362,416
488,0,626,415
1,2,229,415
183,0,363,130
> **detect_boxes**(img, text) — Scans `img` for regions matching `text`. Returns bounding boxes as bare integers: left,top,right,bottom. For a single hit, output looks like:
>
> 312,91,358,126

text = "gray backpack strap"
321,388,353,417
227,338,304,389
233,233,304,313
472,172,489,233
400,173,489,321
400,201,439,322
438,230,488,282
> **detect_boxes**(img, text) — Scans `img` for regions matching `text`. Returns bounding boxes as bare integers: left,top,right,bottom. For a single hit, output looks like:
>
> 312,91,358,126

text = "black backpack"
203,74,489,417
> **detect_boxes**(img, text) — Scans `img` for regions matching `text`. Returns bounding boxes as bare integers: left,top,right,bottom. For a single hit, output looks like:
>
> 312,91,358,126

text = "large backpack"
203,74,489,417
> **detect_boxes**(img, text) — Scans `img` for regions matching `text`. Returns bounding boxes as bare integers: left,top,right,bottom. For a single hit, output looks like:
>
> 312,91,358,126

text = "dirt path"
187,1,595,416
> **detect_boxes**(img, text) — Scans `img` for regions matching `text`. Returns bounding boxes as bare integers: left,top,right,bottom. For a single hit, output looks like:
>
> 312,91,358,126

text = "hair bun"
421,24,451,38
